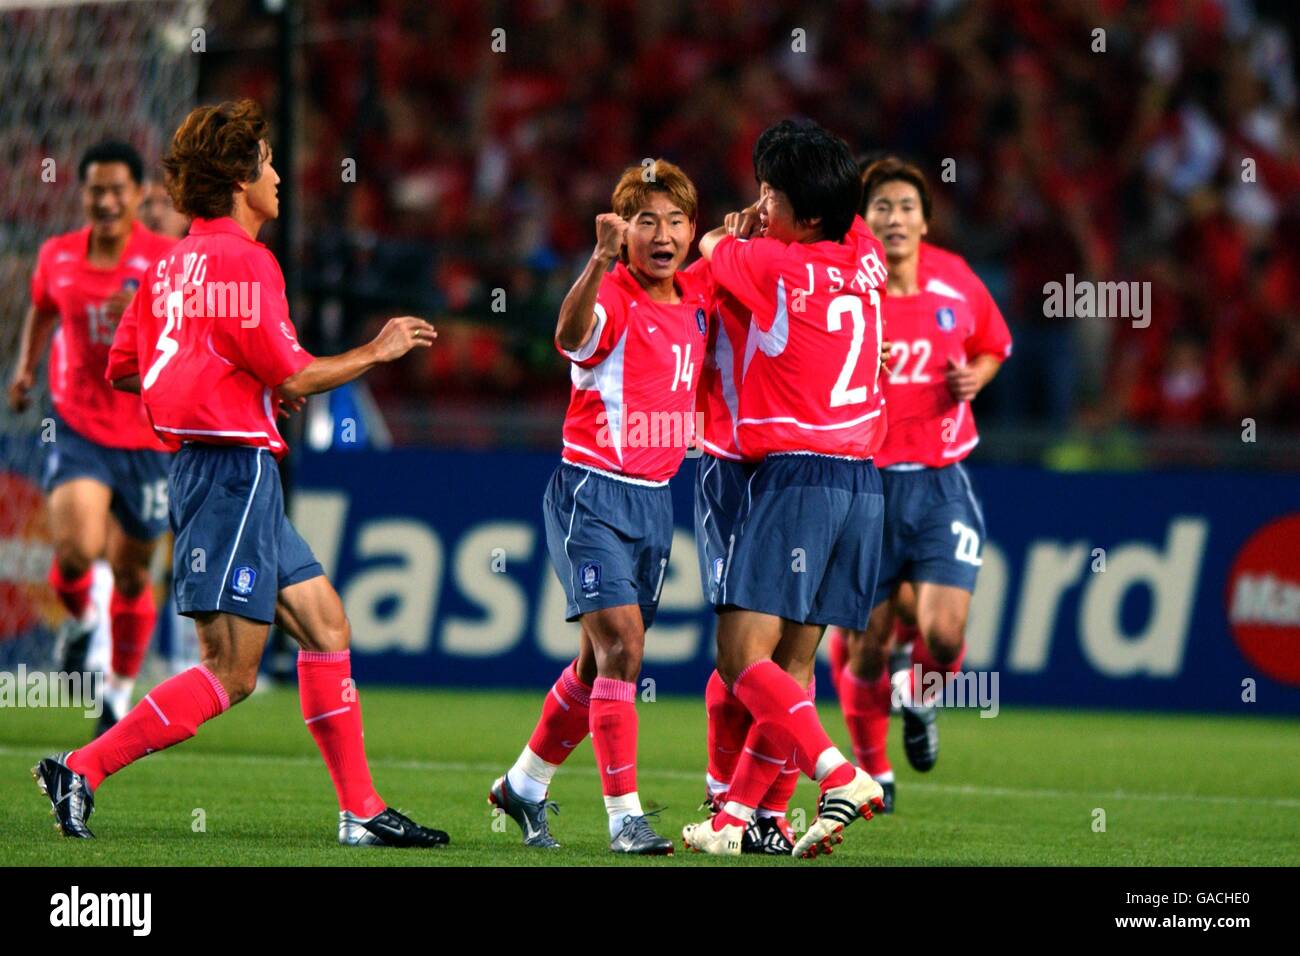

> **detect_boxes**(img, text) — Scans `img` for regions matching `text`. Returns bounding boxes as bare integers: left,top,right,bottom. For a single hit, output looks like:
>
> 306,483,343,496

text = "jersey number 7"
142,288,183,390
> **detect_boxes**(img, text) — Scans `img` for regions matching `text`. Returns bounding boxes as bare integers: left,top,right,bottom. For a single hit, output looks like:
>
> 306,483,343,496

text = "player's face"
242,140,280,221
625,193,694,282
140,182,189,239
81,162,142,242
866,180,927,262
756,182,804,244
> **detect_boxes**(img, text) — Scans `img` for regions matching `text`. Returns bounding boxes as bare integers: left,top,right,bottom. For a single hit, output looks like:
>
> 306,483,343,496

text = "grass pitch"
2,686,1297,866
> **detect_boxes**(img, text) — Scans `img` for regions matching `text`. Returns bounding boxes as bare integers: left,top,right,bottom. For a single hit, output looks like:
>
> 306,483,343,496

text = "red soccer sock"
732,660,853,792
526,660,592,765
109,587,156,679
913,634,965,674
826,627,848,693
840,666,893,777
67,666,229,790
911,635,965,705
48,559,93,621
590,677,638,797
726,722,789,811
705,668,751,789
298,650,385,818
758,679,816,815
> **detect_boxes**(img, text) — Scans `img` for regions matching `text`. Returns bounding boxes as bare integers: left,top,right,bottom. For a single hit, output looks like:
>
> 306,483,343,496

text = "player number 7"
142,289,184,390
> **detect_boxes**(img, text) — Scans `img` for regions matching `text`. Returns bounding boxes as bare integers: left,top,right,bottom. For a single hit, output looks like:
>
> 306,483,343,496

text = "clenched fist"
594,213,630,261
725,206,763,239
8,369,34,412
371,316,437,363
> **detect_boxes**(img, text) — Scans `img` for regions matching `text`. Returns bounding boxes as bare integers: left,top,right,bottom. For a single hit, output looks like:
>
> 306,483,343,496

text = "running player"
489,160,710,855
9,142,177,733
682,122,890,858
827,157,1012,812
33,99,447,847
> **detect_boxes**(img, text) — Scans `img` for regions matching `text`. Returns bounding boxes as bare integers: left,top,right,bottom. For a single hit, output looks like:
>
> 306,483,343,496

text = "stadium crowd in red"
198,0,1300,436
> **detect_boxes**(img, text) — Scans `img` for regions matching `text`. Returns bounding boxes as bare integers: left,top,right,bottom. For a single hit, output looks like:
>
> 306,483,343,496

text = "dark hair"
860,156,932,221
751,118,814,182
78,141,144,184
162,99,269,219
754,121,862,242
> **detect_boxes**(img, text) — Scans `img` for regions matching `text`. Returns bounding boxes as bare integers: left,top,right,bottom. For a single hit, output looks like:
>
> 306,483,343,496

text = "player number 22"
887,339,933,384
826,290,882,407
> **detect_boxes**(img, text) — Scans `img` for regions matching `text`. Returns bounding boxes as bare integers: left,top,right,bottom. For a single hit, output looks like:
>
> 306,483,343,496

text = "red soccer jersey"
29,220,175,449
695,284,752,461
874,244,1013,467
106,217,314,460
559,261,711,482
709,218,890,459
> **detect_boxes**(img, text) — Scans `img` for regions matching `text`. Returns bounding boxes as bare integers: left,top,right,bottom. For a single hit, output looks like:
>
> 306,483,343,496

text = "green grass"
2,686,1297,866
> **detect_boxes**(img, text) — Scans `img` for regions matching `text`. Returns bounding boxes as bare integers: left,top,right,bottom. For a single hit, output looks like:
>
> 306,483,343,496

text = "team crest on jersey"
580,562,601,594
936,307,957,332
695,307,707,335
232,566,257,596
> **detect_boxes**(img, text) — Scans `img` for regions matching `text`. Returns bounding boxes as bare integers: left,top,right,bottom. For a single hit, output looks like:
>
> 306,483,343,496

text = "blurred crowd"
196,0,1300,443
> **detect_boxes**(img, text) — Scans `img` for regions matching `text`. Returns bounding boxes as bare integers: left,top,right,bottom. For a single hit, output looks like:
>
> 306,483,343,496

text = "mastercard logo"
1225,514,1300,686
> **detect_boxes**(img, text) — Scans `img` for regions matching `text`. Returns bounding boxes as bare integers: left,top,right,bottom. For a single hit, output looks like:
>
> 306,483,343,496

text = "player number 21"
826,290,882,407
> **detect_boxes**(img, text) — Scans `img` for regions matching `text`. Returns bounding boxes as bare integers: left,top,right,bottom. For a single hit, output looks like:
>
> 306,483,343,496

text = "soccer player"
695,120,814,856
9,142,177,733
489,160,711,855
827,157,1012,812
33,99,447,848
682,123,891,858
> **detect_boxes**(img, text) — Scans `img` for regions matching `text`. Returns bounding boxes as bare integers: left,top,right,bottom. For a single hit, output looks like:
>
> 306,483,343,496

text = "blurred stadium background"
2,0,1299,723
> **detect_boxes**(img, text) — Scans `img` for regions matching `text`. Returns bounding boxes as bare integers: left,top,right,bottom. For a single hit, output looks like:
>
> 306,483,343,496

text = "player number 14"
670,342,695,391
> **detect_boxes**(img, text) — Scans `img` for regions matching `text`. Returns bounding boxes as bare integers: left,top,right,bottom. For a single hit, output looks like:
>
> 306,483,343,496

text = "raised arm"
699,207,761,261
556,213,626,352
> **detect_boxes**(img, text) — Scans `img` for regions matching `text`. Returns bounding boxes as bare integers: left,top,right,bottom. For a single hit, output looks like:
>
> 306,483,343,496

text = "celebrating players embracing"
33,100,447,848
683,123,891,858
489,160,711,855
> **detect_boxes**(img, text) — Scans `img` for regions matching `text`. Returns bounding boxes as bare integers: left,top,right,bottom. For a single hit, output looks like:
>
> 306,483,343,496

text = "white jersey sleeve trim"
560,302,608,362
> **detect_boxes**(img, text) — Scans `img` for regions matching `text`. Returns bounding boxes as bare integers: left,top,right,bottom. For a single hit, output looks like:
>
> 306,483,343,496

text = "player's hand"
104,289,134,323
277,394,306,418
945,357,980,402
594,213,629,261
880,340,894,374
8,370,33,412
728,206,763,239
371,316,437,363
